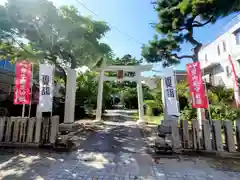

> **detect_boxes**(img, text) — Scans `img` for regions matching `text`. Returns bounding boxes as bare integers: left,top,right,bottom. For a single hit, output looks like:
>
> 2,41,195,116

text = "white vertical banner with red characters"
228,54,240,106
14,61,32,104
186,62,208,108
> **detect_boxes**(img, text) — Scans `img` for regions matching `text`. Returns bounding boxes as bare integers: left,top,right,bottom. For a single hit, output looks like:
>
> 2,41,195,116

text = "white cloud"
0,0,6,6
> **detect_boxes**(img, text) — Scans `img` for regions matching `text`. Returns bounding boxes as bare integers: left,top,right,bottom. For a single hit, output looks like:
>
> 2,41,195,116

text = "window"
235,30,240,45
223,41,226,52
217,45,220,55
205,54,208,62
226,66,231,77
209,73,213,85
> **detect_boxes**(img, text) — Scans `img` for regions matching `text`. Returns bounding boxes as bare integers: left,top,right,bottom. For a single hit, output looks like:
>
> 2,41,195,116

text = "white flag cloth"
38,64,54,112
163,68,179,116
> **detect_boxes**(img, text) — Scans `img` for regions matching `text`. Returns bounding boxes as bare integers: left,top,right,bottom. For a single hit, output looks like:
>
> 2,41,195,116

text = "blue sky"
49,0,238,71
1,0,238,73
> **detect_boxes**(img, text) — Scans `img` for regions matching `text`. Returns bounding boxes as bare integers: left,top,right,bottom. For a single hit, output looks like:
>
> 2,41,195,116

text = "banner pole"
28,63,34,118
22,104,25,117
204,79,212,125
201,68,212,125
173,69,180,118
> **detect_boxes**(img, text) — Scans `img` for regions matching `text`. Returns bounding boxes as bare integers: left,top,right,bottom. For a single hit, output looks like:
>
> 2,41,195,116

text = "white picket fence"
0,116,59,147
169,119,240,153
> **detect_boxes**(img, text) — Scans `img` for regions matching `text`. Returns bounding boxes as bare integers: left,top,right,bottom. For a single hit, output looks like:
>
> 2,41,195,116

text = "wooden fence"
0,116,59,147
169,119,240,153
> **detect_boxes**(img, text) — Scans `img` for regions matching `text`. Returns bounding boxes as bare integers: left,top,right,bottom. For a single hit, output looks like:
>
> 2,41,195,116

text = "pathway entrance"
95,65,153,123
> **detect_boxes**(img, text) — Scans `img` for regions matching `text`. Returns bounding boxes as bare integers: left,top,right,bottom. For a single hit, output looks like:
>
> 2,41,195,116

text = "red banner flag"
186,62,208,108
14,61,32,104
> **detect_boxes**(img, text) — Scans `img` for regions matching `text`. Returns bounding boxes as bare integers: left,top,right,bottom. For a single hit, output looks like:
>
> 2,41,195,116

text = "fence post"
202,120,212,150
5,117,12,142
180,120,189,148
49,116,59,144
192,120,200,150
171,120,181,152
34,117,42,143
236,119,240,151
27,118,36,143
0,117,7,142
19,118,27,143
223,121,236,152
12,117,19,142
213,120,223,152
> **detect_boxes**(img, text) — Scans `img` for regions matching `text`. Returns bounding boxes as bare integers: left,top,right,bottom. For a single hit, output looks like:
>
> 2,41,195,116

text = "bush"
209,104,240,121
144,100,162,116
180,105,197,121
180,103,240,122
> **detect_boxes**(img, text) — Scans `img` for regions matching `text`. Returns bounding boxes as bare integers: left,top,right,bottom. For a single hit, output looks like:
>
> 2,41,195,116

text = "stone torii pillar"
59,68,77,131
96,70,104,121
136,70,144,123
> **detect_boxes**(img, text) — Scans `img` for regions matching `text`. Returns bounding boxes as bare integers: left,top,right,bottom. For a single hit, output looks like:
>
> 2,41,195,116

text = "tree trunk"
70,55,76,69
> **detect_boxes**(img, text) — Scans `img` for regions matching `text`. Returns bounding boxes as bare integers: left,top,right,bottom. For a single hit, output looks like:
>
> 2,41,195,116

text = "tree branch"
185,32,202,61
193,16,214,27
172,53,194,60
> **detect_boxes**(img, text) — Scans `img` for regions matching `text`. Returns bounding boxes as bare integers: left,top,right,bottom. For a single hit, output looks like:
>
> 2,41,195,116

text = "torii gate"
95,64,153,123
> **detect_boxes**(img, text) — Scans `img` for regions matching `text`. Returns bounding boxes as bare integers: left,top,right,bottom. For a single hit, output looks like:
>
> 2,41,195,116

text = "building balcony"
204,75,225,87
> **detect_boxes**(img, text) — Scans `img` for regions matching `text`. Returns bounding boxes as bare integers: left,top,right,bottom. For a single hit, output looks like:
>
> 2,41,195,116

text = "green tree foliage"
176,81,239,121
75,70,112,113
144,100,158,116
0,42,22,60
208,86,234,105
180,105,197,121
142,0,240,66
0,0,112,69
148,77,162,107
207,105,240,121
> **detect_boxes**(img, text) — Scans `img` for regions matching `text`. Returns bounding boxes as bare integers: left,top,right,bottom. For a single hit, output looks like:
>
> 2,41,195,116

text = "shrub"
144,100,163,116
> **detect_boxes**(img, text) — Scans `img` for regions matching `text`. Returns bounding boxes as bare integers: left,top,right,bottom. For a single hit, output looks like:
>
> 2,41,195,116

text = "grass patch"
132,113,163,124
145,115,163,124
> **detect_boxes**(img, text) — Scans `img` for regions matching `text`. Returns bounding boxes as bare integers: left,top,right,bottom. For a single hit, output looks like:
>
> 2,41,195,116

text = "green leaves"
0,0,112,69
141,35,182,66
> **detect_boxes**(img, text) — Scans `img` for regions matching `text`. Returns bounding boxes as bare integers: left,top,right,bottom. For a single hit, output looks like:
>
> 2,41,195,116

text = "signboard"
163,68,179,116
14,61,32,104
38,64,54,112
186,62,208,108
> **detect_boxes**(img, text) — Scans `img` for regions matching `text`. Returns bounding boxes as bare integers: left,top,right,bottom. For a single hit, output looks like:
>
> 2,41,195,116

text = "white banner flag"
38,64,54,112
163,68,179,116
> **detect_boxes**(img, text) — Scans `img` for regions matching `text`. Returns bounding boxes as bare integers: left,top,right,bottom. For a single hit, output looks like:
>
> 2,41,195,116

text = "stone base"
161,120,173,127
59,123,78,132
137,119,146,125
93,119,101,123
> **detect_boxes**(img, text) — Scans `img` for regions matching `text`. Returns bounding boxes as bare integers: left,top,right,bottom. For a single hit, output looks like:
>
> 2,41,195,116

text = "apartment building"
198,15,240,88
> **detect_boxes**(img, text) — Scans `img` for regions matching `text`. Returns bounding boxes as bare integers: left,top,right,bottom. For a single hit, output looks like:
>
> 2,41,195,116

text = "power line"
75,0,145,46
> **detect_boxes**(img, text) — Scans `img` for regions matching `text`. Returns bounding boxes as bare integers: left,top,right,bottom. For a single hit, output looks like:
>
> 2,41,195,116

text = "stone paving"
1,147,239,179
42,153,240,180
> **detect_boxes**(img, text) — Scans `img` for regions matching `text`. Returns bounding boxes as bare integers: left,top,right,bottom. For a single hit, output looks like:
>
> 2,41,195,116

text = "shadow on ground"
0,115,150,179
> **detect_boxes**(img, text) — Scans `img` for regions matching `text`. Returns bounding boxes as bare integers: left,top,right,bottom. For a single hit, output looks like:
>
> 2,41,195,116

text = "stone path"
0,112,239,179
